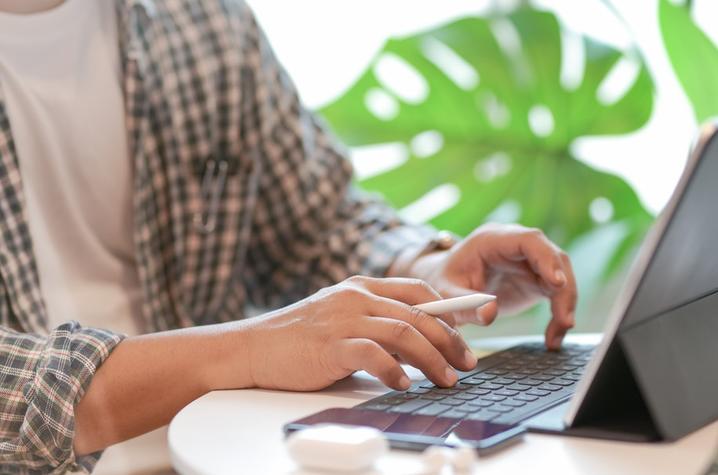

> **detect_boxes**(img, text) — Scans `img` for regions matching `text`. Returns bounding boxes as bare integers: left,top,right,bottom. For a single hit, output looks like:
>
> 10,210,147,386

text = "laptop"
285,122,718,449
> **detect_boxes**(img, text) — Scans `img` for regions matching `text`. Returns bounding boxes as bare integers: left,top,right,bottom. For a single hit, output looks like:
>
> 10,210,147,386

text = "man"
0,0,576,472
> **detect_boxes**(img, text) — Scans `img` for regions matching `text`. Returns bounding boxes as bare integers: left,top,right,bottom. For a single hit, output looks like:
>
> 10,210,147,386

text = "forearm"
74,320,255,455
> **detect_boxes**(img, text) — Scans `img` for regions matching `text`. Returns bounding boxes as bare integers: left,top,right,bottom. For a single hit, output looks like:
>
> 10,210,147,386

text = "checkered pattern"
0,0,435,472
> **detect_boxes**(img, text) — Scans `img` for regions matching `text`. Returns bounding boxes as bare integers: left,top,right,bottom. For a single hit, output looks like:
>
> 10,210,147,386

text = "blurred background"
247,0,718,339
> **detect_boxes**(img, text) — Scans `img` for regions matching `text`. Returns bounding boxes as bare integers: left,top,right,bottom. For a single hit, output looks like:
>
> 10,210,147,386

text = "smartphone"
284,408,526,455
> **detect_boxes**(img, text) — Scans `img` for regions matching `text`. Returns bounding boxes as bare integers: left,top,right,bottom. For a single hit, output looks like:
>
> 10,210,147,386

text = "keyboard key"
454,393,479,401
420,394,445,401
467,388,491,396
495,389,519,397
462,375,494,384
415,403,452,417
520,379,543,386
389,399,431,414
486,369,508,376
558,364,580,371
382,396,413,405
506,383,531,391
442,410,470,420
440,398,465,406
500,400,527,408
552,379,576,387
467,410,499,421
537,383,562,392
493,378,515,385
527,389,550,397
487,406,513,413
477,383,503,390
408,388,431,395
515,394,539,402
481,395,507,402
432,388,460,395
455,404,479,413
504,373,526,380
492,389,573,424
545,369,566,377
362,403,391,411
530,374,554,381
467,400,494,408
474,373,498,381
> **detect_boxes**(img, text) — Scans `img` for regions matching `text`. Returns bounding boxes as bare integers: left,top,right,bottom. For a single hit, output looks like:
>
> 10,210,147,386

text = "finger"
331,339,410,391
346,276,442,304
478,300,499,324
497,230,567,289
348,316,459,387
440,283,498,326
545,253,577,350
346,276,455,326
366,295,474,372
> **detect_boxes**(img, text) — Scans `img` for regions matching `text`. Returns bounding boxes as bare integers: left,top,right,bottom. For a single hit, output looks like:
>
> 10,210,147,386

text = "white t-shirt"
0,0,143,335
0,1,170,473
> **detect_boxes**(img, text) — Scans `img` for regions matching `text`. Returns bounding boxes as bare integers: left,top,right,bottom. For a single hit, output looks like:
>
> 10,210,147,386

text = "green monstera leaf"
320,6,654,276
660,0,718,122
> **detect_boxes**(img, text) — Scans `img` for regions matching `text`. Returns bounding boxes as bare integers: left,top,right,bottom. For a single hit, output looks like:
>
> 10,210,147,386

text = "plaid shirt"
0,0,434,472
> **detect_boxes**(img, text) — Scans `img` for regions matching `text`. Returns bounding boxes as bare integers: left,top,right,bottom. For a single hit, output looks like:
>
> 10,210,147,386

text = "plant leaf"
660,0,718,122
320,6,654,271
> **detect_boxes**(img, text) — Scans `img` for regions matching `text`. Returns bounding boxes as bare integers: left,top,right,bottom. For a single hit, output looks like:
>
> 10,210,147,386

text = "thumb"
441,284,499,326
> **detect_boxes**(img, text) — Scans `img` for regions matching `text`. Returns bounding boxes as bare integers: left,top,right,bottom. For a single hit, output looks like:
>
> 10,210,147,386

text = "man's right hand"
75,276,476,456
240,275,477,392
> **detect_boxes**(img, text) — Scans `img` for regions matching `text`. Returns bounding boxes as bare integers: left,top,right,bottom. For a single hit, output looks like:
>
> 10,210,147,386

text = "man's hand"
243,276,477,392
76,276,478,454
404,223,577,350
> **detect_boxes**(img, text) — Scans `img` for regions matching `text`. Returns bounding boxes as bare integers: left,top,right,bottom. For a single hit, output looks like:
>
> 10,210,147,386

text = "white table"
169,334,718,475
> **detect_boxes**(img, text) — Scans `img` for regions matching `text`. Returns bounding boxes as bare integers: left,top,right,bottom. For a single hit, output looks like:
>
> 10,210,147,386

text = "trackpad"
522,402,570,432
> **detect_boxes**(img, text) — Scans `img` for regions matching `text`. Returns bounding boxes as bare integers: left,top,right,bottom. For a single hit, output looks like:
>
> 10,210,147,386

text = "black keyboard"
356,342,594,425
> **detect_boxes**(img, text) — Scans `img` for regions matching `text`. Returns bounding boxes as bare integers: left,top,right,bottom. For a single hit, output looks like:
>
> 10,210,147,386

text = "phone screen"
284,408,526,453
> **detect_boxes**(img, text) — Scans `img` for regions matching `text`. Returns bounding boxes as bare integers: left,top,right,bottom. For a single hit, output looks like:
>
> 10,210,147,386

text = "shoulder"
124,0,258,35
121,0,262,73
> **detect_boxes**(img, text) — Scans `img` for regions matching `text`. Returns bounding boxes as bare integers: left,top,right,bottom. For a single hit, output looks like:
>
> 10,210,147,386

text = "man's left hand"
404,223,577,350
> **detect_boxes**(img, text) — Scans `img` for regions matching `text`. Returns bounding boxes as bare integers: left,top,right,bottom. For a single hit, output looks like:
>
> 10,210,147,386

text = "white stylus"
414,293,496,315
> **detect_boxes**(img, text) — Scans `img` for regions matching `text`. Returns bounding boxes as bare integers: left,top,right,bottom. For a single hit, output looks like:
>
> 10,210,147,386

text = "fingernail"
554,270,566,285
464,349,476,368
398,375,411,390
551,335,563,350
444,367,457,386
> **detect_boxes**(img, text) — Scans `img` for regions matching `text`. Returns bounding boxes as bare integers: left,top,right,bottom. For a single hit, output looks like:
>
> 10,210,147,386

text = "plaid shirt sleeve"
235,2,437,309
0,322,123,474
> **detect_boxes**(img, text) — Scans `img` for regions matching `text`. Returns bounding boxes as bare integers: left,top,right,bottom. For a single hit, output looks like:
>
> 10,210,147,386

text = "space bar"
492,389,573,424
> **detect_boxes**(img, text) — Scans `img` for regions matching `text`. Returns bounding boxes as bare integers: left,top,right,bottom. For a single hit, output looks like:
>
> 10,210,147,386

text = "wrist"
406,249,447,283
387,231,458,278
202,320,257,391
387,243,427,277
